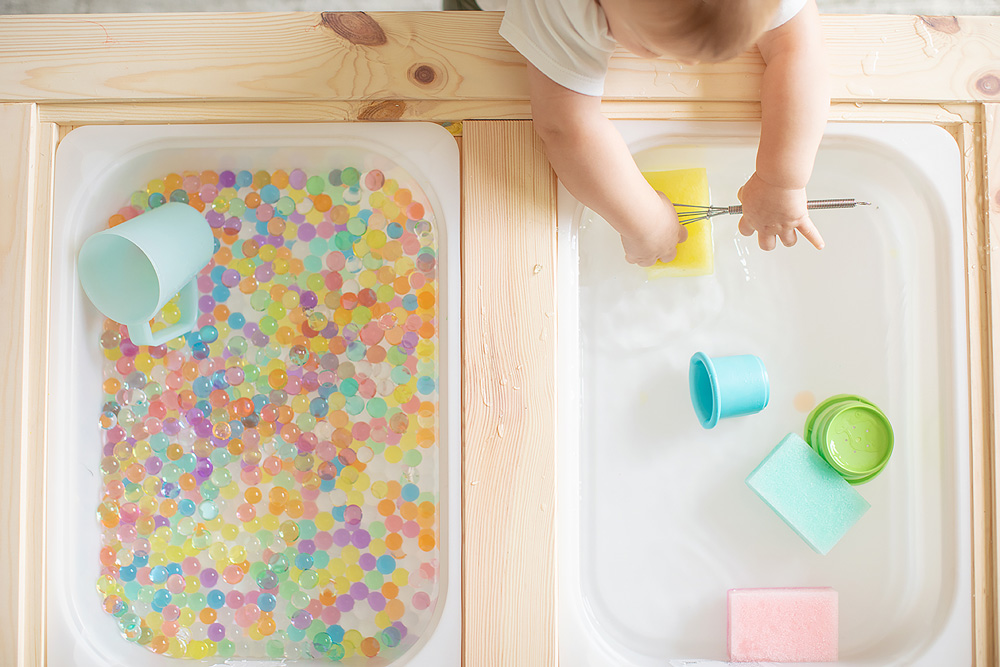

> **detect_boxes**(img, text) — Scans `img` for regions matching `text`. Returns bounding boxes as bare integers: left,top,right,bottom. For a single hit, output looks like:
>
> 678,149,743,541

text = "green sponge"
746,433,870,555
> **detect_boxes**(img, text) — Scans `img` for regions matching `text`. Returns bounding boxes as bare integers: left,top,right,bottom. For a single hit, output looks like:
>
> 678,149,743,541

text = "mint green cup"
78,202,214,346
804,394,894,485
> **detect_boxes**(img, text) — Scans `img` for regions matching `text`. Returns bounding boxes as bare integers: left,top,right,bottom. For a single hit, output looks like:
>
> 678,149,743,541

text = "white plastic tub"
49,123,460,666
558,122,969,665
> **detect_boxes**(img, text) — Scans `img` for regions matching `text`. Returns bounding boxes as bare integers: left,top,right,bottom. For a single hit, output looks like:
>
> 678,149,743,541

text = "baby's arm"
739,0,829,250
527,63,687,266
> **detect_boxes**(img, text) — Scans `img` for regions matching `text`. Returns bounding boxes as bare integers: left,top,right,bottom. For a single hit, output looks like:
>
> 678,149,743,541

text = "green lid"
804,394,894,485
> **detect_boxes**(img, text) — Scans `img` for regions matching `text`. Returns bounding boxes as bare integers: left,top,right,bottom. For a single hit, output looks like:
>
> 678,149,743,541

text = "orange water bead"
418,531,436,552
276,405,294,424
319,589,336,606
393,277,411,295
327,337,347,355
245,487,263,504
227,438,245,456
366,345,387,364
385,598,405,620
258,615,276,636
386,481,402,499
330,205,349,223
166,443,184,461
242,239,260,258
181,361,200,381
178,473,198,491
285,498,304,518
280,423,301,443
377,499,395,517
393,188,413,206
108,214,126,228
199,608,217,624
188,197,206,212
360,637,381,658
266,218,286,236
417,291,435,309
160,499,178,517
407,201,425,220
125,463,145,484
232,397,255,419
271,169,289,189
150,636,170,654
245,192,261,208
313,194,332,212
177,390,197,410
100,546,116,566
268,487,288,505
214,246,233,265
200,170,219,185
161,621,179,637
418,321,436,340
239,277,258,295
102,378,122,394
209,389,229,408
417,428,436,448
381,582,399,599
400,502,418,521
165,173,183,190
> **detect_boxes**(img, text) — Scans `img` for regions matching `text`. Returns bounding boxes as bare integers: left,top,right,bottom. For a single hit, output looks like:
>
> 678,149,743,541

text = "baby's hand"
619,192,689,267
737,172,824,251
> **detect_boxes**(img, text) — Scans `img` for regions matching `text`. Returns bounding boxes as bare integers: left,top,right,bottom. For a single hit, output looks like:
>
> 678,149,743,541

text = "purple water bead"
221,269,241,288
349,582,369,600
119,339,140,357
206,211,225,229
254,264,274,283
298,539,316,555
292,610,313,630
251,331,270,348
299,291,318,309
335,595,354,612
144,456,163,475
199,295,216,313
223,216,242,234
344,505,362,525
194,458,213,479
332,529,351,547
297,223,316,242
358,553,376,571
207,623,226,641
161,418,181,436
199,568,219,587
351,530,371,549
219,171,236,188
368,592,386,611
194,421,214,438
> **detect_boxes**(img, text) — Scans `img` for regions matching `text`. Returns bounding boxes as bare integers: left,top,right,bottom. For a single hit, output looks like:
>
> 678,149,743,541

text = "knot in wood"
410,64,437,85
975,73,1000,97
358,100,407,121
320,12,387,46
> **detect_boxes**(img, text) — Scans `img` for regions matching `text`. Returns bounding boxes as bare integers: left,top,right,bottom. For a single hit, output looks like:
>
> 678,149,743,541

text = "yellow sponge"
641,168,713,277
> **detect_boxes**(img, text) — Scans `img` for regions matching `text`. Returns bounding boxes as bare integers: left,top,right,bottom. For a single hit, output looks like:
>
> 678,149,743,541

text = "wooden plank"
34,99,982,126
462,120,556,666
0,104,38,667
985,103,1000,666
1,14,999,104
20,121,57,667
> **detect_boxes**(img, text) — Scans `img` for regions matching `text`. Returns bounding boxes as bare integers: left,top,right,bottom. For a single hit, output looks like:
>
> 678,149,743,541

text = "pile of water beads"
95,162,442,661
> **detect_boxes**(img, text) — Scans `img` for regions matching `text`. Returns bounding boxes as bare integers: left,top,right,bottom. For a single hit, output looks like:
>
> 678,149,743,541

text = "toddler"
490,0,830,266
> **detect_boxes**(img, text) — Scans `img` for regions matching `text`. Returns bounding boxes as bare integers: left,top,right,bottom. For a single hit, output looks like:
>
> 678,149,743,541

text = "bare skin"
528,0,829,263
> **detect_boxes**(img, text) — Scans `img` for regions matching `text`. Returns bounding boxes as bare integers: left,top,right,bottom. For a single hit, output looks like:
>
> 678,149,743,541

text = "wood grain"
0,14,998,104
462,121,557,667
0,104,38,667
986,103,1000,666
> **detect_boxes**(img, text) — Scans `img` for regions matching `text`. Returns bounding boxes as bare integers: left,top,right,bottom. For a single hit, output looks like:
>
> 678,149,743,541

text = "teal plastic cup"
689,352,770,429
78,202,214,346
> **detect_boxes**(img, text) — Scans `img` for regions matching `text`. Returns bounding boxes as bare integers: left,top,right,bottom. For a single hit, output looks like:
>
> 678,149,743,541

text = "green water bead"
367,397,387,419
341,167,360,186
176,517,196,536
276,196,295,216
402,449,423,466
266,639,285,659
290,590,311,609
346,217,367,235
210,468,232,488
199,482,220,501
364,570,383,591
267,302,287,321
210,448,232,468
229,199,246,217
227,336,248,356
259,316,279,336
328,643,346,661
243,364,260,383
268,553,290,574
137,587,155,604
344,396,365,416
304,255,323,273
250,291,271,312
298,570,319,589
386,347,407,366
217,639,236,658
278,579,299,599
198,501,219,520
295,413,316,432
306,175,325,195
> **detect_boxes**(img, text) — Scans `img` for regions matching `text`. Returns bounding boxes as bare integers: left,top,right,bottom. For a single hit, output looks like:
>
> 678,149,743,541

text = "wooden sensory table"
2,10,1000,667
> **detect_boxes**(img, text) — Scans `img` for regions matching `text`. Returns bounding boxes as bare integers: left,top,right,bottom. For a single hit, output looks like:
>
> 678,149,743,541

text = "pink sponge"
728,588,838,662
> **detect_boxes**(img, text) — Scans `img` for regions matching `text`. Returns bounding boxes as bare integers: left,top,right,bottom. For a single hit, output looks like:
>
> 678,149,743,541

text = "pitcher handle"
126,279,199,346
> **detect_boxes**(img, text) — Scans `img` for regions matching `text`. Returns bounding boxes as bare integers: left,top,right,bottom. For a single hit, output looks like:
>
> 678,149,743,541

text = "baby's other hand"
737,172,824,251
619,192,689,267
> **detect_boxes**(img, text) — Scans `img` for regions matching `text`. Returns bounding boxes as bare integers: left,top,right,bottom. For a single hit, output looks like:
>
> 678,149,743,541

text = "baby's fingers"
738,216,754,237
797,216,825,250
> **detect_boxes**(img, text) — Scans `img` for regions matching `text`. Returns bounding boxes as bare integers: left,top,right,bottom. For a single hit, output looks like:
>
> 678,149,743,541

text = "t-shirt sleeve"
767,0,808,30
499,0,616,97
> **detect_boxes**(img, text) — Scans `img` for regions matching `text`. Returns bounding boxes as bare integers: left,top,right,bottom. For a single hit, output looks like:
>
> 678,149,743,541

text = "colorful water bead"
97,165,443,661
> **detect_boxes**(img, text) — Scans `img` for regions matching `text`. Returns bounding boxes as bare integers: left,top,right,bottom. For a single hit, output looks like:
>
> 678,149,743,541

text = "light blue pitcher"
78,202,214,346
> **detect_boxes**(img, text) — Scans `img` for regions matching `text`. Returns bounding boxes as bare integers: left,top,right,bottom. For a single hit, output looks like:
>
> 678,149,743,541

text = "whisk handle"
725,198,869,216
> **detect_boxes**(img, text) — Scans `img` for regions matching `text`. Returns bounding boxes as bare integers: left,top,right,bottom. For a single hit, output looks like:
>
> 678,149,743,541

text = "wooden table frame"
1,11,999,666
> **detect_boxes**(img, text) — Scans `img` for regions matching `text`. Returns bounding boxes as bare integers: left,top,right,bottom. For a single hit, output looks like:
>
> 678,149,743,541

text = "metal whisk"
674,198,871,226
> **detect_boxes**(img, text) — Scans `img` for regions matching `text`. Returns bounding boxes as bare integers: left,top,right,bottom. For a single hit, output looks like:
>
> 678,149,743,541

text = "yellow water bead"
236,258,255,276
148,552,168,567
248,626,264,641
333,576,351,595
315,512,335,531
135,353,154,373
209,543,228,561
291,395,310,414
229,545,247,563
146,612,164,630
244,517,262,532
187,641,210,659
394,256,416,275
383,447,403,464
344,629,365,649
103,347,123,362
358,270,378,289
289,188,306,203
382,200,401,219
178,608,196,627
375,611,392,629
368,538,386,557
185,576,200,594
341,545,360,564
391,568,409,587
165,545,184,563
416,339,436,359
206,515,225,531
220,482,240,500
221,523,239,541
345,490,366,507
273,258,290,275
367,229,387,250
309,336,328,354
305,208,324,224
327,557,346,577
258,244,277,262
371,481,388,499
150,535,168,552
261,514,279,531
382,178,399,196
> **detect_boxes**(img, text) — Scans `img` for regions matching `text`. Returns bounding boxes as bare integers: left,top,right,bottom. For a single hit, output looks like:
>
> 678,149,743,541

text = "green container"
804,394,894,485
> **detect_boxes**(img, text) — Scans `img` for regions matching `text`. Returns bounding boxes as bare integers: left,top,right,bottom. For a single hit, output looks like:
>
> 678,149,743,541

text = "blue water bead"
148,192,166,208
309,397,329,418
257,593,277,612
318,383,336,400
386,222,403,239
178,453,197,473
192,377,212,398
191,342,210,360
376,555,396,575
132,552,149,568
236,170,252,188
119,565,137,581
177,499,196,517
200,325,219,344
210,370,228,389
417,376,436,395
185,330,203,346
229,420,244,439
149,566,169,584
210,266,226,284
260,184,280,204
332,506,346,522
294,553,314,571
166,562,183,577
401,294,418,311
207,589,226,609
327,625,345,643
228,311,246,329
195,400,213,418
198,501,219,520
401,483,419,502
160,482,180,499
212,286,230,303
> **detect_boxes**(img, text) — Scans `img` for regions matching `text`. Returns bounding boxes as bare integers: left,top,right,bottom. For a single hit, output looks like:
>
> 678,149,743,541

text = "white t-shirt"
498,0,808,96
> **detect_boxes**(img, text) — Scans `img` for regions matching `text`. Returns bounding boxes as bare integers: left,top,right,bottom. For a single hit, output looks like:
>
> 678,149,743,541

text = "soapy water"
95,165,442,662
